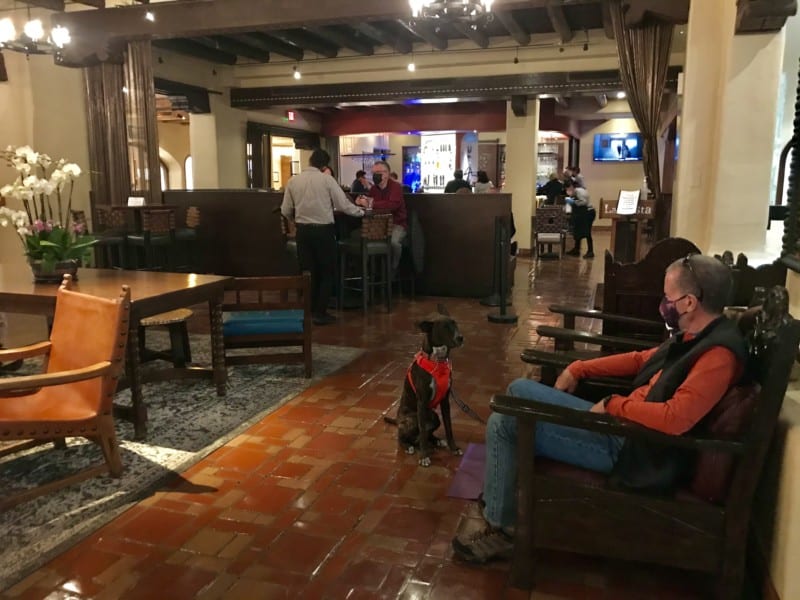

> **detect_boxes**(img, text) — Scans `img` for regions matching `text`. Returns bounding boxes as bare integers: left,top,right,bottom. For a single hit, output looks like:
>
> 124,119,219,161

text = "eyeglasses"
683,254,704,301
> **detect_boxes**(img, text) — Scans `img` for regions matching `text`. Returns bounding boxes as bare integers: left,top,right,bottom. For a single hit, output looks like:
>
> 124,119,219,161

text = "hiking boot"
452,525,513,564
565,248,580,256
583,252,595,259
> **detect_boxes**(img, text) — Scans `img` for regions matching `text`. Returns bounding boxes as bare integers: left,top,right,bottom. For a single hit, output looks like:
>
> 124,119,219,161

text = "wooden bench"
222,274,312,377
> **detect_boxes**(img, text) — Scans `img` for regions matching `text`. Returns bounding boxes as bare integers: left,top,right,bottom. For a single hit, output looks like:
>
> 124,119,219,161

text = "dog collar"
408,351,452,409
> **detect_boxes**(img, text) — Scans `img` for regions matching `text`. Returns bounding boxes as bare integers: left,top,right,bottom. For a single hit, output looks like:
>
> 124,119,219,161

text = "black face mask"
373,173,383,185
659,295,687,330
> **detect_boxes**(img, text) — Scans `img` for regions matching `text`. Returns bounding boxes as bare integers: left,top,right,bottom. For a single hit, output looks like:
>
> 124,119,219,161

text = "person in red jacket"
452,254,747,564
355,160,407,272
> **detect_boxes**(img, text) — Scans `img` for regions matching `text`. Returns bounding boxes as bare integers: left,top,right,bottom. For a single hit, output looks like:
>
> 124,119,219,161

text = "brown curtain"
125,40,161,205
83,61,130,207
610,0,673,233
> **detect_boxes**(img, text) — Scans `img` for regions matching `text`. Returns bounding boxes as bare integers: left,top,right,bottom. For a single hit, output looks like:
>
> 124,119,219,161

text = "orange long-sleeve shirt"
567,339,742,435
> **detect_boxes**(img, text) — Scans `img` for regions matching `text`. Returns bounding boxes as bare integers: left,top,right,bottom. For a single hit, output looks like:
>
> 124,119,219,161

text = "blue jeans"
482,378,624,530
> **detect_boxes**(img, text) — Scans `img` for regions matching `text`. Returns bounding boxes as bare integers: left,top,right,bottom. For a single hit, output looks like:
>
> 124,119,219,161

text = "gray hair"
373,160,391,172
667,254,732,313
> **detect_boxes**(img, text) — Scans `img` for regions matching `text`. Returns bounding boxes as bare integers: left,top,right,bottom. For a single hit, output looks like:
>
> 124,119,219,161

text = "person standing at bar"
282,148,365,325
565,180,595,259
356,160,407,273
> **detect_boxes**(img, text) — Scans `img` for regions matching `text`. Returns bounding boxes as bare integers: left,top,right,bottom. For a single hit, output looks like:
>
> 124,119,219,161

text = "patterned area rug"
0,335,362,590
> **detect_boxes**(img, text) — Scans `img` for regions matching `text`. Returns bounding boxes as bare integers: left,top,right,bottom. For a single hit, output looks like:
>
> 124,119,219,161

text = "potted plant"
0,145,95,282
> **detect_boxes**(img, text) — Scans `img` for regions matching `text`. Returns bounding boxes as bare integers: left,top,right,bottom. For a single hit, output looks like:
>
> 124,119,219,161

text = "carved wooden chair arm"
547,304,666,331
536,326,660,352
490,394,747,454
0,341,52,362
0,361,114,394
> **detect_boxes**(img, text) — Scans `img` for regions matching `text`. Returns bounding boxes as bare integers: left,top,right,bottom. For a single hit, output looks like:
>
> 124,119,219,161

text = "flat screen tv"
593,132,643,162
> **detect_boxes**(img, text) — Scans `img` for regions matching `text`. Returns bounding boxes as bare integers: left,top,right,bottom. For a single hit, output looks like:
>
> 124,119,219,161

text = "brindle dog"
385,305,464,467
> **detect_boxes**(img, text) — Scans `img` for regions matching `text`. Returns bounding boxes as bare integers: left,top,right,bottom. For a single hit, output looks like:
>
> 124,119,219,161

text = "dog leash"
449,383,486,425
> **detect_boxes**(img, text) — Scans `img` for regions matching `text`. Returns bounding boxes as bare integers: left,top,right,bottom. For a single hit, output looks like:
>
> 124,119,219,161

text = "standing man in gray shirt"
282,149,365,325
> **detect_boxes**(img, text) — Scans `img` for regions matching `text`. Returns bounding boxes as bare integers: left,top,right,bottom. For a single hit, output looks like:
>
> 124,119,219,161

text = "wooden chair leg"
385,253,392,313
167,322,190,368
361,250,369,314
97,423,123,477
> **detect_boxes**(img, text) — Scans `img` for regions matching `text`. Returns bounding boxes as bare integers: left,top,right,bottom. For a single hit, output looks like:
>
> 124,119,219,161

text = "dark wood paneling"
407,193,512,297
165,189,510,298
164,189,297,277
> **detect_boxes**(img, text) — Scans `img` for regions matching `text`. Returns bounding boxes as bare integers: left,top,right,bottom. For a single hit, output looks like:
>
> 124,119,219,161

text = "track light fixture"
513,46,519,64
293,65,301,80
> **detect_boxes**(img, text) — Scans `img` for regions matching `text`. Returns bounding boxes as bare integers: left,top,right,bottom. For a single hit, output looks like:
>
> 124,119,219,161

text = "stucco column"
189,114,220,189
672,0,737,248
505,99,539,252
707,30,785,255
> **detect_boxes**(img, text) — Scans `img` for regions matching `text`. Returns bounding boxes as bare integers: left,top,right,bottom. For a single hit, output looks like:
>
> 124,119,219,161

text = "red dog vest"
406,351,452,409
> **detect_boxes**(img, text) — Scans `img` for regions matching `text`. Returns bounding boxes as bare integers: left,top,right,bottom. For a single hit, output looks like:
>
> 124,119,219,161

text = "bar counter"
164,189,512,298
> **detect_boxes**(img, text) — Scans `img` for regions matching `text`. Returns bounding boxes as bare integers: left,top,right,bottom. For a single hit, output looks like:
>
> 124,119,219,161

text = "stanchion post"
480,215,511,307
488,215,518,324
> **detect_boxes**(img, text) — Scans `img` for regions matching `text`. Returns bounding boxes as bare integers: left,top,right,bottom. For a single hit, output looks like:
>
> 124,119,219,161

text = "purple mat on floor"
447,443,485,500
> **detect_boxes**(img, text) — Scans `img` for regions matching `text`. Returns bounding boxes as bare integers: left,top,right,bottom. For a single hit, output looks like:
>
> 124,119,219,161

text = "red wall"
318,98,577,138
319,101,507,136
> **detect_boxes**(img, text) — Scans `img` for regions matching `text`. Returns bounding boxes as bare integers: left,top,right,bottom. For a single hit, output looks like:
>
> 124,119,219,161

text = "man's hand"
589,401,606,414
354,195,370,207
554,368,578,393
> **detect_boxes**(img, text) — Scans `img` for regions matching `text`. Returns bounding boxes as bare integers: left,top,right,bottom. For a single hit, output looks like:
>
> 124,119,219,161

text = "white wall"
0,52,88,269
579,118,645,225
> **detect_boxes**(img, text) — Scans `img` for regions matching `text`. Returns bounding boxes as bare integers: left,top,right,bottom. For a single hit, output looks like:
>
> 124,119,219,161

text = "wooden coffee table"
0,266,232,439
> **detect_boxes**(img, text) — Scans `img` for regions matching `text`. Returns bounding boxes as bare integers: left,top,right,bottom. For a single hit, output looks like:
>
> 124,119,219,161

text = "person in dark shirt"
444,170,472,194
350,170,371,194
538,172,565,204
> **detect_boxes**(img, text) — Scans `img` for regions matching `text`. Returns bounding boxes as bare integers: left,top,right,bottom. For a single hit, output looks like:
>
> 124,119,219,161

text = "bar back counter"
164,189,512,298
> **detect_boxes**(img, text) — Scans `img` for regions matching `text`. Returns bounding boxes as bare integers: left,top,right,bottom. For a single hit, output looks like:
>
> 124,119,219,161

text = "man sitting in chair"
452,254,747,564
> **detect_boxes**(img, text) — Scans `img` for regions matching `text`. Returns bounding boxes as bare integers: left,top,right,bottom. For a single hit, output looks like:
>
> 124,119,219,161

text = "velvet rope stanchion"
480,215,512,308
488,215,517,324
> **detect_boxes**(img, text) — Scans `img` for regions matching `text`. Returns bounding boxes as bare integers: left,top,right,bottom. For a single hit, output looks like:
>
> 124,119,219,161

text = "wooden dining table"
0,266,232,439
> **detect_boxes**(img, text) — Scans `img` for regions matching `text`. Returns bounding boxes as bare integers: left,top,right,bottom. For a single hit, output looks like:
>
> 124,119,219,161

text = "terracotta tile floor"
3,232,712,599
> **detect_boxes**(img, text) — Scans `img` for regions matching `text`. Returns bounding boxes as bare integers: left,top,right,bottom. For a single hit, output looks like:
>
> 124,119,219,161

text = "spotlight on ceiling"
616,91,626,99
407,61,416,72
293,65,301,80
145,11,155,22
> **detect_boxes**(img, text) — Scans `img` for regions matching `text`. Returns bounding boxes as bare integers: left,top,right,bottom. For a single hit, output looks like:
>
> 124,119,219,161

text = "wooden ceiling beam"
594,93,608,108
353,22,412,54
17,0,64,10
601,1,614,39
494,10,530,45
233,32,303,61
305,25,374,55
192,36,270,62
273,30,338,58
152,39,237,65
397,20,448,50
546,0,574,43
452,22,490,49
624,0,690,26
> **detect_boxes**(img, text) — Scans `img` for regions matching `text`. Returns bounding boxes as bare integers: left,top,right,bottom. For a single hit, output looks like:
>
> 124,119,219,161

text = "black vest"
609,317,747,493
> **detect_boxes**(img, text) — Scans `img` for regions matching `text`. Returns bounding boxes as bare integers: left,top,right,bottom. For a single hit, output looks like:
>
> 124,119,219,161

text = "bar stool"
126,207,177,271
93,205,132,269
175,205,201,272
338,213,393,314
138,308,193,368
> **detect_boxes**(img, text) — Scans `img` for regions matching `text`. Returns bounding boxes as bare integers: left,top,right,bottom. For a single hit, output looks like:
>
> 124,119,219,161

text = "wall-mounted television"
593,132,643,162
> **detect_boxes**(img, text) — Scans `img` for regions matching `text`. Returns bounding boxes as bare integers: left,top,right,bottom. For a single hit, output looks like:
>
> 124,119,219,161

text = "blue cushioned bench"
222,274,312,377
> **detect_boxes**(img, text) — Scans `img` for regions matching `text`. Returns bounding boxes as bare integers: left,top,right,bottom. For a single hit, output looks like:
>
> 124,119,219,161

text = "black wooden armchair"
492,306,800,598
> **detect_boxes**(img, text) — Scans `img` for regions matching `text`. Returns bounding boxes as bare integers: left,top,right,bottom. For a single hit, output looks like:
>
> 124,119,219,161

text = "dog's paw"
418,456,432,467
435,438,448,448
451,446,463,456
405,446,416,455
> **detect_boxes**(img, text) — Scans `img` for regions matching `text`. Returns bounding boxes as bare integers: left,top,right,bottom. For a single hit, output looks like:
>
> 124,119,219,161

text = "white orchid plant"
0,145,95,271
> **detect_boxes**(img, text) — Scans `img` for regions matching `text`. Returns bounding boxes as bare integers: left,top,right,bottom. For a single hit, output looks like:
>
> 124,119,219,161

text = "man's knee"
507,377,541,397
